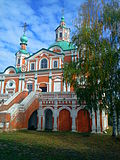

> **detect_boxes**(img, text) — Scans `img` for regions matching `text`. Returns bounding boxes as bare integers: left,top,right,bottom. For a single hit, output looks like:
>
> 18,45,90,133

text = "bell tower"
55,16,70,42
16,23,30,70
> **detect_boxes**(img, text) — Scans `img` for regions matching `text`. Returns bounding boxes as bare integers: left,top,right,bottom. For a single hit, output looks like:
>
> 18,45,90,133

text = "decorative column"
34,73,37,91
19,76,22,92
59,58,61,69
63,82,66,92
53,99,58,131
42,112,45,130
37,102,43,131
36,59,38,71
92,108,96,133
50,57,52,69
67,83,70,92
22,79,25,91
97,107,101,133
49,71,52,92
102,109,105,131
71,102,76,132
21,74,25,91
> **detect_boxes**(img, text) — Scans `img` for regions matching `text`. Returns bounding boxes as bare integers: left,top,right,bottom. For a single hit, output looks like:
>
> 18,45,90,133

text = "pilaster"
67,83,70,92
97,107,101,133
53,99,58,131
49,71,52,92
71,104,76,132
59,58,61,69
92,108,96,133
1,77,5,94
34,73,37,91
63,82,66,92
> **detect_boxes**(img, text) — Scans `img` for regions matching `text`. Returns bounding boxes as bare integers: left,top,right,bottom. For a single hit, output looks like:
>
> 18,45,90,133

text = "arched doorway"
58,109,72,131
76,109,91,132
28,110,37,130
45,109,53,130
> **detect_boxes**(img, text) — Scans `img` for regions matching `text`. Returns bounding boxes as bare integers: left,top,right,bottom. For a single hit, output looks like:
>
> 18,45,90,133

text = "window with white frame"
30,63,35,71
41,58,48,69
53,60,58,68
54,78,61,92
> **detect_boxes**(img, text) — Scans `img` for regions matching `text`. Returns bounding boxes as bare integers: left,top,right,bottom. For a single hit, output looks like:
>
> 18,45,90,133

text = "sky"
0,0,85,71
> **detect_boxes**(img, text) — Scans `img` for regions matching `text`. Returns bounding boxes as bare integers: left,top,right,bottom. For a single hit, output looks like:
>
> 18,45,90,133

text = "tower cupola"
55,16,70,42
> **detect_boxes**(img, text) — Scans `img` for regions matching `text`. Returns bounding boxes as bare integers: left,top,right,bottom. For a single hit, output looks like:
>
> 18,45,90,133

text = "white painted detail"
19,79,21,92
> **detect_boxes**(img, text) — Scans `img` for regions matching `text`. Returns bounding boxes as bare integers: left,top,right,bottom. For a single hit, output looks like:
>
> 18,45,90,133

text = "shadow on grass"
0,138,86,160
0,130,120,160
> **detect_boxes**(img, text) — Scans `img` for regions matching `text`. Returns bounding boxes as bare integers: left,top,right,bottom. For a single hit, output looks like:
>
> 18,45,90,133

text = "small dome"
61,16,64,22
20,34,28,44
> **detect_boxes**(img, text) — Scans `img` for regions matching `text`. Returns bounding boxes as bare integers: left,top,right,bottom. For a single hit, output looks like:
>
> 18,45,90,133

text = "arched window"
41,58,47,69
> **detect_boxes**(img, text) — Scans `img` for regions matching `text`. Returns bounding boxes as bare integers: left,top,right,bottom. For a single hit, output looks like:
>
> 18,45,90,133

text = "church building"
0,17,108,132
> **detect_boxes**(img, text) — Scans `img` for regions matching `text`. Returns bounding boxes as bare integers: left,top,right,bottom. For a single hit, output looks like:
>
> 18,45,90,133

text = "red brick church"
0,17,108,132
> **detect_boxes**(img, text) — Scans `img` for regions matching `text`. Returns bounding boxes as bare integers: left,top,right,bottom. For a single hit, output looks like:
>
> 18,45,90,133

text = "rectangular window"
60,32,62,38
18,58,20,65
31,63,35,71
53,60,58,68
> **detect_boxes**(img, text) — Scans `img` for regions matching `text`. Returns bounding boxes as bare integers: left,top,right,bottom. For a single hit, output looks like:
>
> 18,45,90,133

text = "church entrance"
45,109,53,130
28,110,37,130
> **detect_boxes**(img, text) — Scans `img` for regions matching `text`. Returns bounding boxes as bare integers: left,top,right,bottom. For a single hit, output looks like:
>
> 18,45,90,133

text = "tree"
63,0,120,135
103,0,120,136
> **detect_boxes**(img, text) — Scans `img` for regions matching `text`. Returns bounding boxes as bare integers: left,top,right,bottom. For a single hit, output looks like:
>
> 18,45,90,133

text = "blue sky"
0,0,85,71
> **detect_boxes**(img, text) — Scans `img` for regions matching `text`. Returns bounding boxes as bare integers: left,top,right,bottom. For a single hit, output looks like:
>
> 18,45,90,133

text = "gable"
25,48,62,61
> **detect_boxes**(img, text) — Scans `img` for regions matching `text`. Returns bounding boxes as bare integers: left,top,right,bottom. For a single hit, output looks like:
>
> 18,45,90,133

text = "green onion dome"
20,34,28,45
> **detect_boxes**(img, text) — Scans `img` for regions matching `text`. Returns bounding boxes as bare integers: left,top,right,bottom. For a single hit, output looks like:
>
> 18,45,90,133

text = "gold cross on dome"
22,22,28,34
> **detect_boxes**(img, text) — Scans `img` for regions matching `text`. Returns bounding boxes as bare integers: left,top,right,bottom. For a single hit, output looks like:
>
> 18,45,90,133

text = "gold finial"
22,22,28,34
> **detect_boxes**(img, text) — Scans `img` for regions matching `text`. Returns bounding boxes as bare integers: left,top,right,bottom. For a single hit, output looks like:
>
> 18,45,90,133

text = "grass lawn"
0,128,120,160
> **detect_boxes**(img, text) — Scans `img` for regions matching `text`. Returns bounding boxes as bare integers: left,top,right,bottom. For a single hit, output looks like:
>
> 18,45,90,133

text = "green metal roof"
16,67,21,73
48,41,75,51
19,49,29,54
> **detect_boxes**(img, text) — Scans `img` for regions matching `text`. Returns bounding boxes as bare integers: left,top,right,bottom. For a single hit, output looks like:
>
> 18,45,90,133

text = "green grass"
0,129,120,160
